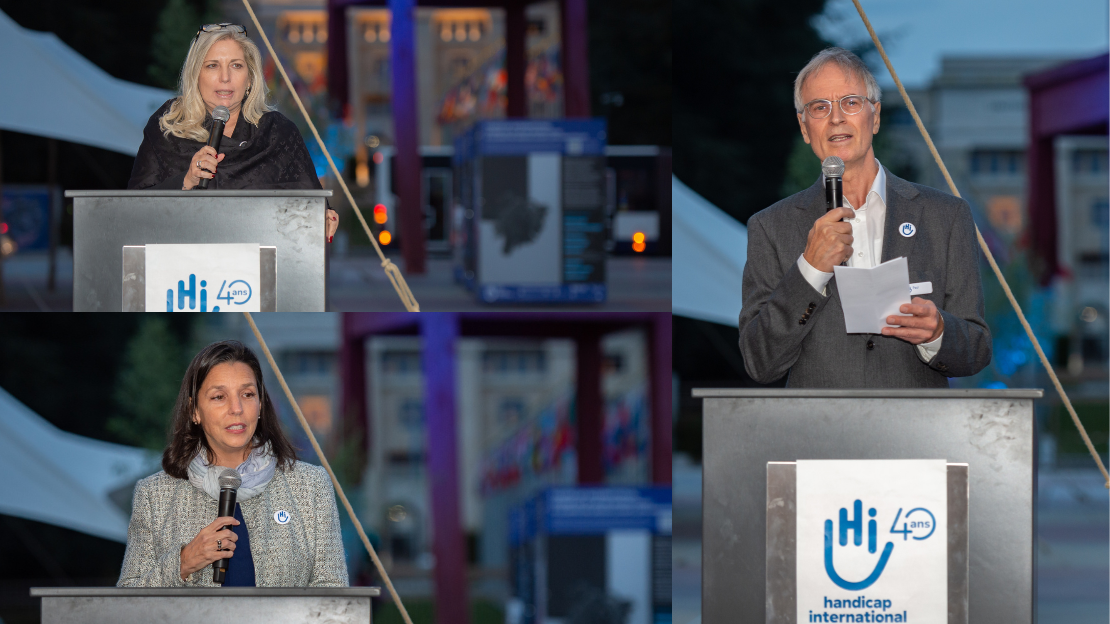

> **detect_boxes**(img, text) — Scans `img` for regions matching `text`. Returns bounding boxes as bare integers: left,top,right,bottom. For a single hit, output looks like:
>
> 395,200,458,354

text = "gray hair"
794,47,882,115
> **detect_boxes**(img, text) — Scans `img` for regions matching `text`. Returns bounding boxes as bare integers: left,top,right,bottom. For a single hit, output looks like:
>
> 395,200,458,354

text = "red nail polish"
328,236,333,243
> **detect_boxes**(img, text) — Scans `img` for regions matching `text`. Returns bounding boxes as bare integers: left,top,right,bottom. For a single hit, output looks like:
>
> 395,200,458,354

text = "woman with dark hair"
117,340,348,587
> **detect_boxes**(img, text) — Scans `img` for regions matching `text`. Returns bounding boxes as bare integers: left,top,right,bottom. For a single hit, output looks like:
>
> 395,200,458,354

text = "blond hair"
159,29,273,141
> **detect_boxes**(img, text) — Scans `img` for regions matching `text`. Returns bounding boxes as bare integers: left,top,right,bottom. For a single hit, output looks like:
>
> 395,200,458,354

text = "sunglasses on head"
192,23,248,45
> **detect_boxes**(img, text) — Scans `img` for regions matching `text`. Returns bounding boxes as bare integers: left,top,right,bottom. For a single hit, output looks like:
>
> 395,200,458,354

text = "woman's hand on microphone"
326,209,339,242
179,516,239,581
183,146,225,190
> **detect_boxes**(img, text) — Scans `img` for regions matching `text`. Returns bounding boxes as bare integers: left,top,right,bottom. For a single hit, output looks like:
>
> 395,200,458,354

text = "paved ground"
673,457,1109,624
0,250,73,312
0,250,671,312
329,252,672,311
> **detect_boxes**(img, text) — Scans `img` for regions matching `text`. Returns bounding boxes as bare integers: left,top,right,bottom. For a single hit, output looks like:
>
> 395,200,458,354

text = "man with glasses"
737,47,991,387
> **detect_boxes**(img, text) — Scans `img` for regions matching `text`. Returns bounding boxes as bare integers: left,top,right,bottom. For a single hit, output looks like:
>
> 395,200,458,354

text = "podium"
67,190,331,312
31,587,380,623
694,388,1041,624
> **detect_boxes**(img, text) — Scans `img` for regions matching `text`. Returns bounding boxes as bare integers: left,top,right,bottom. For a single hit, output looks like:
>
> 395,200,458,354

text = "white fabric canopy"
0,386,157,542
0,9,173,155
672,175,748,327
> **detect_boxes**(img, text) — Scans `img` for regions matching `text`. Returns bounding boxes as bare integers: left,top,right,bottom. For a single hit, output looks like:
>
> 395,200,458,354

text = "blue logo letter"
824,500,894,590
177,274,197,310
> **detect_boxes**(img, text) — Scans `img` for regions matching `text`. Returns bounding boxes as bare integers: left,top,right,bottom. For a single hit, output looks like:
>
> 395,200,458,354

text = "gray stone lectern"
31,587,380,623
694,388,1041,624
67,190,331,312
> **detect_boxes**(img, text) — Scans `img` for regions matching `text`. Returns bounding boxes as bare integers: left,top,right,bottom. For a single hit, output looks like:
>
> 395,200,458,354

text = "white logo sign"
145,244,261,313
899,223,916,237
274,510,291,524
796,460,947,624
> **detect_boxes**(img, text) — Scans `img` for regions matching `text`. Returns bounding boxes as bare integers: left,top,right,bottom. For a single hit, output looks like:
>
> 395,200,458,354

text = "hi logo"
165,275,252,312
823,500,936,590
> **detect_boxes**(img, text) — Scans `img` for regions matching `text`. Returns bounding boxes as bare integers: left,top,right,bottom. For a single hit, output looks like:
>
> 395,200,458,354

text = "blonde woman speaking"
126,24,339,242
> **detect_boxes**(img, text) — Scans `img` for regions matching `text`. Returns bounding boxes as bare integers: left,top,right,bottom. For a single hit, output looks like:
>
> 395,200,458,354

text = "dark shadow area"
672,315,785,462
0,515,126,624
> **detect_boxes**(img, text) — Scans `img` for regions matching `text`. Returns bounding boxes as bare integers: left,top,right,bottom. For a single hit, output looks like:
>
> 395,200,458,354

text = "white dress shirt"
796,160,942,362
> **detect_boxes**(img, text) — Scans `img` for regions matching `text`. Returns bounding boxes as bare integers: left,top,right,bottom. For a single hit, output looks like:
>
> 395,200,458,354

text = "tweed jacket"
118,461,348,587
737,169,992,387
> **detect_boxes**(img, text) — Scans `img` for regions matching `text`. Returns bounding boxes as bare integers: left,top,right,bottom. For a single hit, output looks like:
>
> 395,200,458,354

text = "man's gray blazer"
738,170,992,387
117,461,348,587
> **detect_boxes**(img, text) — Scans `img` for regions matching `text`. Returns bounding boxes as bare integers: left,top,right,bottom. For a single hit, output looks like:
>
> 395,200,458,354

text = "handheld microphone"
197,106,231,190
213,468,241,584
822,156,844,212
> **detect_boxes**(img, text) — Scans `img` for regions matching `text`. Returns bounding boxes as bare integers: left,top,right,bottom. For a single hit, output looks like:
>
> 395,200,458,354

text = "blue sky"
815,0,1109,87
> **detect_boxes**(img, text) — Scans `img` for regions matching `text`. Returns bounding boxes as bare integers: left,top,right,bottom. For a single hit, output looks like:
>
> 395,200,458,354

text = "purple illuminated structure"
326,0,592,274
340,312,670,624
1024,54,1109,283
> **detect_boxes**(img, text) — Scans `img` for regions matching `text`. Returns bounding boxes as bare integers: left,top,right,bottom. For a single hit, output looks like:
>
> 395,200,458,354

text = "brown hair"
162,340,297,479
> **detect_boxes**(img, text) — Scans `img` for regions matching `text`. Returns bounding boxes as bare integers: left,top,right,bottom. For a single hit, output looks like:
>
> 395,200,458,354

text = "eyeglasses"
192,23,248,45
802,95,873,120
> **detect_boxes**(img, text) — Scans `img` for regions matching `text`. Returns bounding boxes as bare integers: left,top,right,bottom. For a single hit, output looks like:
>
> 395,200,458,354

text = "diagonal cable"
850,0,1109,487
241,0,420,312
243,312,415,624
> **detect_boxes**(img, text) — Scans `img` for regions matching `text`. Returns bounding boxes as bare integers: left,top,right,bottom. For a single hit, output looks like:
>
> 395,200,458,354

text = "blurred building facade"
360,328,653,571
201,313,344,456
885,56,1109,378
219,0,563,149
202,313,669,612
889,57,1064,237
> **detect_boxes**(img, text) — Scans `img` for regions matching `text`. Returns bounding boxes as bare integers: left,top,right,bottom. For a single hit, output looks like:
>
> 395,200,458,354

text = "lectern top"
691,388,1043,399
64,190,333,198
30,587,381,597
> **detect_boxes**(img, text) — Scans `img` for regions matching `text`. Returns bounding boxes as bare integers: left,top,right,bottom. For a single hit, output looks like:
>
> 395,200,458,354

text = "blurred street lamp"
0,233,16,258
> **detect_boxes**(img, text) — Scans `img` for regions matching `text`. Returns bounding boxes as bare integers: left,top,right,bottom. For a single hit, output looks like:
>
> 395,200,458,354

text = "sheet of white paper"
833,257,913,334
146,244,261,313
796,459,948,624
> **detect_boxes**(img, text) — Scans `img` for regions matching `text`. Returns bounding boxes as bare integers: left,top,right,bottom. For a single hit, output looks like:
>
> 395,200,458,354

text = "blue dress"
221,503,256,586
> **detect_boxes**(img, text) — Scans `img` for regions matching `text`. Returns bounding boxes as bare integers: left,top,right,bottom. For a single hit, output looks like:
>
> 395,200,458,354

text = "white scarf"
187,443,277,501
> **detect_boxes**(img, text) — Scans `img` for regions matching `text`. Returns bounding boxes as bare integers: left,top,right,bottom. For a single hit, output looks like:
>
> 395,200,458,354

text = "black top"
127,99,323,192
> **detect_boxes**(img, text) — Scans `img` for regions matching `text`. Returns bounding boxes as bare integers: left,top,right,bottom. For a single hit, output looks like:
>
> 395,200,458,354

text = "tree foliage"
674,0,832,224
147,0,219,90
588,0,672,146
106,316,193,450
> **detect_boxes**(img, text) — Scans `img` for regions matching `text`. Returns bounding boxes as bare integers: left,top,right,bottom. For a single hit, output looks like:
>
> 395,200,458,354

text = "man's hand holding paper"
884,298,943,345
832,257,943,343
833,257,912,334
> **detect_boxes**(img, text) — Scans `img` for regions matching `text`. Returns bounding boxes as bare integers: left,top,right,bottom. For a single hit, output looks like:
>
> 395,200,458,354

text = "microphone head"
822,156,845,178
218,468,242,490
211,106,231,123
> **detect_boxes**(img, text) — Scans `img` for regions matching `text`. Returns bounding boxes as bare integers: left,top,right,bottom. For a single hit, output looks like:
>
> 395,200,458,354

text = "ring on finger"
217,539,222,551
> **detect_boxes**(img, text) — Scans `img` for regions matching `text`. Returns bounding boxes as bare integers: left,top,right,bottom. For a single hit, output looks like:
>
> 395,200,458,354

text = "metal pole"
0,131,6,306
389,0,427,273
48,138,58,292
421,314,469,624
560,0,591,116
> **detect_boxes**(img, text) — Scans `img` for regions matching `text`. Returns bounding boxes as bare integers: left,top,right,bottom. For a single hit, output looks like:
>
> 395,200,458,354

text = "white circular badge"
899,222,916,237
274,510,291,524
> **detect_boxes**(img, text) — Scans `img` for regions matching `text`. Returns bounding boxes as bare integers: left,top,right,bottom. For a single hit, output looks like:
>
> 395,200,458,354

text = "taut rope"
242,0,420,312
244,313,415,624
851,0,1109,487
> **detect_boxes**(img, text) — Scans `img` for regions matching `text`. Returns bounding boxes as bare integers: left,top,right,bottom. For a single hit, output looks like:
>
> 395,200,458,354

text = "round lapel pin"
274,510,291,524
899,222,916,237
